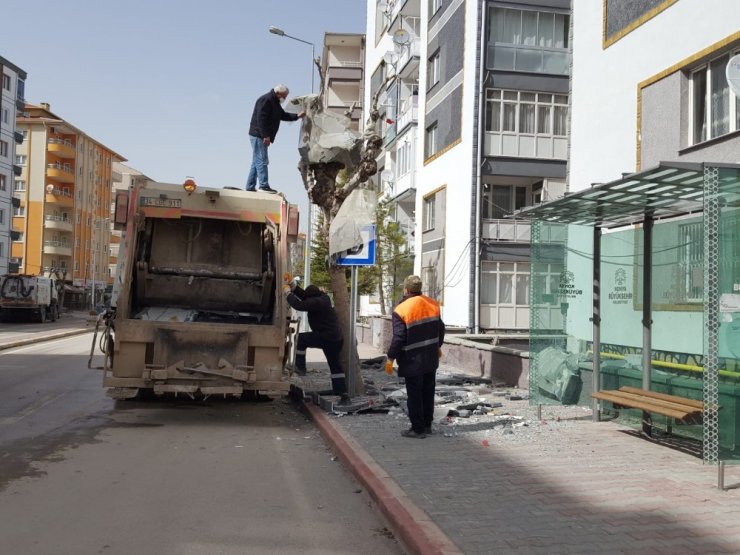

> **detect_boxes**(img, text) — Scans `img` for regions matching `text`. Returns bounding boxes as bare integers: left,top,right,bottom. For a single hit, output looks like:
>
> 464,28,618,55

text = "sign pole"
347,265,358,398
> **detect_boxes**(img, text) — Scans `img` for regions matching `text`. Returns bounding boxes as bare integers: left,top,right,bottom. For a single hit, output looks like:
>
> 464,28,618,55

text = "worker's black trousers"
295,332,347,395
404,371,436,433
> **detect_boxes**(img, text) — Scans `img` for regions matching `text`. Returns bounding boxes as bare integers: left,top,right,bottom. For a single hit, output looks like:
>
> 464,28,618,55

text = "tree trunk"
328,265,363,397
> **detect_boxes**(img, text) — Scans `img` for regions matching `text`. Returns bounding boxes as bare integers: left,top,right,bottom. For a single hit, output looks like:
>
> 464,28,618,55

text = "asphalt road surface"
0,334,402,555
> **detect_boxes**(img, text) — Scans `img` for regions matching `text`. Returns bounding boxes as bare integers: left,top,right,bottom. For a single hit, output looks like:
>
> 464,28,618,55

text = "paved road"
0,334,402,555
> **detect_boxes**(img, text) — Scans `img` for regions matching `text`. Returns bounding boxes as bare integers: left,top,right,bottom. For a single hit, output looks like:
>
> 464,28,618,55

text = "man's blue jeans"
246,135,269,191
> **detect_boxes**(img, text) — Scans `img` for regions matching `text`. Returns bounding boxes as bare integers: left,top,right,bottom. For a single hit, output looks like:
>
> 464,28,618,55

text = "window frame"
428,50,440,89
2,74,10,91
0,140,7,157
480,261,531,307
689,48,740,146
423,194,436,232
430,0,442,17
425,121,438,158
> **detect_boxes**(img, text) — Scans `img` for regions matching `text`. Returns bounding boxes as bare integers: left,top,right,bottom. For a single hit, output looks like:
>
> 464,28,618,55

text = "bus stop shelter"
513,162,740,487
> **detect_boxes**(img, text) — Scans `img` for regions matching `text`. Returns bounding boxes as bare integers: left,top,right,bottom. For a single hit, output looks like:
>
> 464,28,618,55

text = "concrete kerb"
0,328,93,351
304,402,463,555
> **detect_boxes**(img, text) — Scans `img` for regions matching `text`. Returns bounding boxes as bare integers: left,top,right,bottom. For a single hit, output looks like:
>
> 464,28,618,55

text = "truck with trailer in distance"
91,179,301,400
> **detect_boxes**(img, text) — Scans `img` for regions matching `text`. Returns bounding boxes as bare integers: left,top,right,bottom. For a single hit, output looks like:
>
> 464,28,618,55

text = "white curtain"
710,56,729,138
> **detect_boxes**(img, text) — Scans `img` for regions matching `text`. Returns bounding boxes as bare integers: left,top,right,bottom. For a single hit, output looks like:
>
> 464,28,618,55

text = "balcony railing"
47,162,73,172
47,187,73,197
45,214,72,223
397,38,421,73
49,138,74,148
482,219,531,242
396,98,418,131
44,240,71,248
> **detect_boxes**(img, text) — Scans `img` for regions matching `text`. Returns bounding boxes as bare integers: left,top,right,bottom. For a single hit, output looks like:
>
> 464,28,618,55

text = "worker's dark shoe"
294,367,307,376
336,394,351,405
424,425,433,435
400,428,426,439
259,186,278,194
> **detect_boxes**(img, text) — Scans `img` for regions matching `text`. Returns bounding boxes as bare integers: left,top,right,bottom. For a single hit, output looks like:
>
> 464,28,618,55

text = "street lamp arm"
282,33,314,48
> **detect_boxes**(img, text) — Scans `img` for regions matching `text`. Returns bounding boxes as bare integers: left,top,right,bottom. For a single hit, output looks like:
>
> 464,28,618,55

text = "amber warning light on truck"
183,178,197,193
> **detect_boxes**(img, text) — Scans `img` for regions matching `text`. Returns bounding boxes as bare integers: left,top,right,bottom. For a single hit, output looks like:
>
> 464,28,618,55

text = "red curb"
305,401,463,555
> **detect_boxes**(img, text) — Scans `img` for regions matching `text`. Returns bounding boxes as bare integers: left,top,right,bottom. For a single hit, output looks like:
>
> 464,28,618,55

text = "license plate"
140,196,182,208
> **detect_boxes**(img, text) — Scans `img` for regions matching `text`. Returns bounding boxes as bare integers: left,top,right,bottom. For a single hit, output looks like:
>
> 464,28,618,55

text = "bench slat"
592,391,696,420
618,386,704,409
604,390,703,415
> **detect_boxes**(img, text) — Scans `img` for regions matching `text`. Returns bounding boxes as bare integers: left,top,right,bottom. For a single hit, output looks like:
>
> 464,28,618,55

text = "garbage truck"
0,274,61,323
90,179,301,400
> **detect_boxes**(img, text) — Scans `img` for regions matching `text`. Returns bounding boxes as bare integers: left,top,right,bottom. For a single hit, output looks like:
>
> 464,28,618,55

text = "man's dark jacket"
286,286,343,343
387,292,445,378
249,90,299,143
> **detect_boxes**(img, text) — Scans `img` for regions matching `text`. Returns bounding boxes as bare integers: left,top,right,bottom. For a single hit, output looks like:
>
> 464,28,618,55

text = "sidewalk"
0,310,94,351
301,343,740,555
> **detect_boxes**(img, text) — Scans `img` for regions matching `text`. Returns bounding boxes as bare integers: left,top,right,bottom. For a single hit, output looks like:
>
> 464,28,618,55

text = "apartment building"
321,33,365,131
366,0,570,330
15,103,126,304
0,56,27,275
365,0,422,313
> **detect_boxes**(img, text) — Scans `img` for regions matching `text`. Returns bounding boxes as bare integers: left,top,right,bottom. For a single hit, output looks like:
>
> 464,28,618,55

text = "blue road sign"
336,224,376,266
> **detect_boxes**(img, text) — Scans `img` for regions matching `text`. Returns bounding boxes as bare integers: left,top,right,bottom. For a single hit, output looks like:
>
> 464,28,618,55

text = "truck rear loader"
91,179,301,400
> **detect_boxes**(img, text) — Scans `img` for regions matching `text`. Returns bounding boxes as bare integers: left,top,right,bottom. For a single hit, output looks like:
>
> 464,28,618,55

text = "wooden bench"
592,386,705,436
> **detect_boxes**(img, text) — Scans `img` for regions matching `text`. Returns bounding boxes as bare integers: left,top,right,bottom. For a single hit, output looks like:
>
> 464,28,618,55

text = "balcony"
16,98,25,111
388,0,420,30
47,162,75,183
43,240,72,257
45,187,75,207
485,132,567,160
48,138,76,159
326,62,363,83
396,97,418,133
397,38,421,79
14,131,24,144
482,219,531,242
45,214,74,232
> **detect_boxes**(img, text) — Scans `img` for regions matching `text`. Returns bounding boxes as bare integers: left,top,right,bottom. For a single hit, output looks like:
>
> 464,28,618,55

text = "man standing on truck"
246,84,305,193
285,284,348,400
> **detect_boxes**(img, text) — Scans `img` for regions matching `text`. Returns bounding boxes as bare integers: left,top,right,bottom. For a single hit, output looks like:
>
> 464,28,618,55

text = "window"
14,179,25,191
486,89,568,136
13,232,23,242
423,194,436,231
15,154,26,165
74,261,79,272
425,122,438,158
0,209,4,224
428,51,440,88
430,0,441,16
13,205,25,216
678,221,703,303
481,262,530,306
2,74,9,91
690,52,740,145
0,243,4,258
481,184,529,220
423,266,439,300
488,7,570,75
397,140,413,177
2,108,8,124
0,175,5,191
0,141,7,157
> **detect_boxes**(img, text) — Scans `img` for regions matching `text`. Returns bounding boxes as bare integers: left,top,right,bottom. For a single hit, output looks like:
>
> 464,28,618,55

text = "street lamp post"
268,25,316,297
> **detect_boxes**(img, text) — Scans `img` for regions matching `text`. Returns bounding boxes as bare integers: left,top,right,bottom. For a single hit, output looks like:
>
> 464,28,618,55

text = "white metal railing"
45,214,72,223
397,37,421,70
48,138,74,148
44,240,71,248
482,219,531,242
47,187,73,197
396,102,418,130
47,162,73,173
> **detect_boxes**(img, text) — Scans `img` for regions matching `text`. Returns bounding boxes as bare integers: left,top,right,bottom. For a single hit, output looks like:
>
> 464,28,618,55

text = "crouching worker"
285,284,348,399
386,275,445,439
